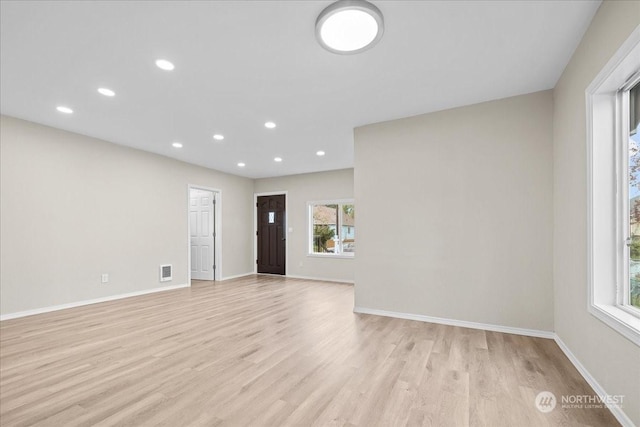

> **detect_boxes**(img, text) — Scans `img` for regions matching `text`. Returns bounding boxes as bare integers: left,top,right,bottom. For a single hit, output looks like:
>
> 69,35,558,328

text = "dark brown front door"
257,194,286,275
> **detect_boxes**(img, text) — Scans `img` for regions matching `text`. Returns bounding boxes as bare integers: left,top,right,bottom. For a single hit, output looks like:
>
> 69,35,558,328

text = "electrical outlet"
101,273,109,283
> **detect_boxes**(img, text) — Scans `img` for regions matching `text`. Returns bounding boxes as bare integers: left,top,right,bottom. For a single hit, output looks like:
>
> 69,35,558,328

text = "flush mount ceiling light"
264,121,276,129
213,134,224,141
172,142,183,148
315,0,384,54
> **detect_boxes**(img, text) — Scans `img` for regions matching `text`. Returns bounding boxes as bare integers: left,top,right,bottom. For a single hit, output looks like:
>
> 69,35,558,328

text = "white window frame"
308,199,355,259
586,27,640,346
620,75,640,315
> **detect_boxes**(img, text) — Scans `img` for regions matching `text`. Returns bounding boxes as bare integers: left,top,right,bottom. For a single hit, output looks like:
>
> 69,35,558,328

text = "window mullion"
337,204,343,254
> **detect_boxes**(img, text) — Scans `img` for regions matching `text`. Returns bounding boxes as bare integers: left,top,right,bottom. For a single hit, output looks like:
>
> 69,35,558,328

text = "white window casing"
586,27,640,346
308,199,355,259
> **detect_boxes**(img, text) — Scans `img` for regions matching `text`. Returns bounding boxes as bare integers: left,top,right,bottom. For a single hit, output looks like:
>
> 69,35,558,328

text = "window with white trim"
587,28,640,346
626,79,640,311
308,201,355,257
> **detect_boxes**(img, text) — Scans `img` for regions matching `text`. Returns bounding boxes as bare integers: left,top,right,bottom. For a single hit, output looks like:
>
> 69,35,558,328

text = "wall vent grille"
160,264,172,282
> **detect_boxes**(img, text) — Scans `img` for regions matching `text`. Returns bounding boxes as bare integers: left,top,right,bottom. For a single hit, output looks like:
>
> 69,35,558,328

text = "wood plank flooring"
0,275,619,426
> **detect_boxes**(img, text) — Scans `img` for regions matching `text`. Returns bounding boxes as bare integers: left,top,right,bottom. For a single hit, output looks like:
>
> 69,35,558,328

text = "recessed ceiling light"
237,162,246,167
155,59,175,71
213,134,224,141
264,121,276,129
316,0,384,54
316,150,326,156
172,142,183,148
274,157,283,162
97,87,115,97
56,106,73,114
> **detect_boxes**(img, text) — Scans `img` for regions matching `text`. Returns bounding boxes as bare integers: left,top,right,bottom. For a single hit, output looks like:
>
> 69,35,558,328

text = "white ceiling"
0,0,600,179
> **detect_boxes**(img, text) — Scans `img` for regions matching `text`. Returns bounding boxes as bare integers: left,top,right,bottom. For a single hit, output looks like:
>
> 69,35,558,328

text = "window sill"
589,303,640,346
307,253,355,260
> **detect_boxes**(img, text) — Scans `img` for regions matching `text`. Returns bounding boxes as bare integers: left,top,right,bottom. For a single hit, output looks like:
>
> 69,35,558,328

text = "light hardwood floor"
0,275,619,426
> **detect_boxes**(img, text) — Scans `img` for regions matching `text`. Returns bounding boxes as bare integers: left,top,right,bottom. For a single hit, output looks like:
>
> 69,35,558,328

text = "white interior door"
190,189,215,280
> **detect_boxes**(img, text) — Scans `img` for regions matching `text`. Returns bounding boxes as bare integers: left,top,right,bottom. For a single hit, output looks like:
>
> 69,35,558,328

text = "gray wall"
553,1,640,424
254,169,354,283
0,116,255,315
354,90,554,332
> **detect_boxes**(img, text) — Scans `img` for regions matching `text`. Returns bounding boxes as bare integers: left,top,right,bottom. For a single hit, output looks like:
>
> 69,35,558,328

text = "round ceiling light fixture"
315,0,384,54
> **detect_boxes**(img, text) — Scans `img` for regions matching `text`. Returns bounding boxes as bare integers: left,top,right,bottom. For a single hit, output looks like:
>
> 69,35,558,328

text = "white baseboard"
285,274,354,284
0,283,190,321
353,306,555,339
221,272,255,281
553,334,635,427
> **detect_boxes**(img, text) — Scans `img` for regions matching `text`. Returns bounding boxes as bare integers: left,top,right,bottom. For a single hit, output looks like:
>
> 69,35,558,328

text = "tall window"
586,30,640,346
626,80,640,310
309,201,355,257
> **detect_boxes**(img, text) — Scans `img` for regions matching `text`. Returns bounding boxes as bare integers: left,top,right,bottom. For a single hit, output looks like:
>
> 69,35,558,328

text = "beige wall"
254,169,354,282
354,90,554,331
553,1,640,424
0,116,255,316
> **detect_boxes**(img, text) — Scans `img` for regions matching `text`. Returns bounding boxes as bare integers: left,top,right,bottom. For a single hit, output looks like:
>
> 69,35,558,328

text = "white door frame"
254,191,288,275
188,184,222,282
